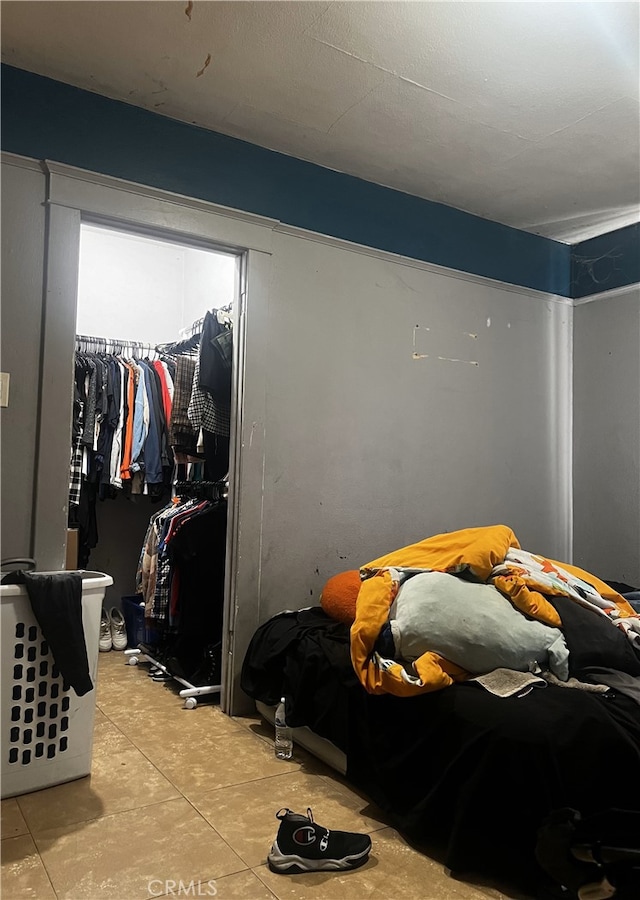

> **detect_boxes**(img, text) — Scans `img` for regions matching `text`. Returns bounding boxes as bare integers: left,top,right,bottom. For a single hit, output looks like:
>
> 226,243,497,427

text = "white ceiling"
2,1,639,242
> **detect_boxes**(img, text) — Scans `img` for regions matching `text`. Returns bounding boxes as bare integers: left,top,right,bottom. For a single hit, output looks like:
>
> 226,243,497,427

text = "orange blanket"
351,524,634,696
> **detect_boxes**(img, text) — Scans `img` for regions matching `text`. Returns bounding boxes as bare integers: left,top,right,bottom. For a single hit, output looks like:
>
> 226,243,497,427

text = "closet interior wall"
73,224,237,608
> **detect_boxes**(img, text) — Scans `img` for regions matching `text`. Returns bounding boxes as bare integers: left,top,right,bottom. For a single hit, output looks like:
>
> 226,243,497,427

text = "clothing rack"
125,485,225,708
174,479,228,502
180,316,206,338
178,304,232,339
75,333,158,358
155,333,200,357
124,645,220,709
126,485,228,709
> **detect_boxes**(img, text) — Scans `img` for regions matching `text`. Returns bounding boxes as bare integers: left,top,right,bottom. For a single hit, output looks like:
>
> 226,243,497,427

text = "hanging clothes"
160,307,233,480
68,338,176,566
189,309,232,480
168,354,198,457
69,310,231,568
135,483,227,684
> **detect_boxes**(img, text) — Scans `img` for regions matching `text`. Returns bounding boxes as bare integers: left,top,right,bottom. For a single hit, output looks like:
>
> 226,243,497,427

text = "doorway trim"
36,159,274,712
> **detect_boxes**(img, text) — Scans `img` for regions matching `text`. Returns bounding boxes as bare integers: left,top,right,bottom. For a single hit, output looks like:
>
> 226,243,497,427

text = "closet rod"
179,304,232,339
75,334,158,355
180,317,205,338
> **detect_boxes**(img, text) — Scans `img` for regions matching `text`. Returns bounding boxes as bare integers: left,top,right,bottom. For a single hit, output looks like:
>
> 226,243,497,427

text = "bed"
241,527,640,897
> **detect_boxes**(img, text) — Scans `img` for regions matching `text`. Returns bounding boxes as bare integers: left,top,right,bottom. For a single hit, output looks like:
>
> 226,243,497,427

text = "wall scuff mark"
412,323,429,359
437,357,479,366
196,53,212,77
185,2,193,21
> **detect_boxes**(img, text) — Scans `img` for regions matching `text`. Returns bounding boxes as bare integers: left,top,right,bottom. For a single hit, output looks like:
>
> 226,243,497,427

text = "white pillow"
389,571,569,680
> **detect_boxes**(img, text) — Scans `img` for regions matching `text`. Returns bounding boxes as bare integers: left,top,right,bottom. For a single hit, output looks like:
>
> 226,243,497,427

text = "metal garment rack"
124,479,227,709
75,334,159,357
177,304,232,338
124,646,220,710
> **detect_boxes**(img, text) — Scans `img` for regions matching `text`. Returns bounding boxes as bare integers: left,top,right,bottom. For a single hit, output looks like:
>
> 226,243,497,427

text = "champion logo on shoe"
293,826,316,846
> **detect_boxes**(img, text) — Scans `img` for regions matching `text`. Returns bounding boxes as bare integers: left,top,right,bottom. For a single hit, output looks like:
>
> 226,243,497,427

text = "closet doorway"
71,220,240,705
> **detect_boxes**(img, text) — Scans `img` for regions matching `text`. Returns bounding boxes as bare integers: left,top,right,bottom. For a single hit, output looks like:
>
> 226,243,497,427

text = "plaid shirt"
69,372,85,507
168,355,198,452
188,357,230,437
69,432,84,506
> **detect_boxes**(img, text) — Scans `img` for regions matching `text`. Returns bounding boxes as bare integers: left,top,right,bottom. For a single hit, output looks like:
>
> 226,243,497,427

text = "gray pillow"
389,571,569,680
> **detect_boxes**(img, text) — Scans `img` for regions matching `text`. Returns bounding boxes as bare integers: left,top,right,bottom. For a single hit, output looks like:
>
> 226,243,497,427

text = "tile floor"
2,651,516,900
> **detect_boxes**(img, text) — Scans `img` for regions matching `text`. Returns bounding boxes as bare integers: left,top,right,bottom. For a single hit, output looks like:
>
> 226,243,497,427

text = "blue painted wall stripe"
571,224,640,298
2,64,571,295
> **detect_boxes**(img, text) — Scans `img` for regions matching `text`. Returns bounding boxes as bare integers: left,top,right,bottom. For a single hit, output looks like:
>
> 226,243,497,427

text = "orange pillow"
320,570,361,625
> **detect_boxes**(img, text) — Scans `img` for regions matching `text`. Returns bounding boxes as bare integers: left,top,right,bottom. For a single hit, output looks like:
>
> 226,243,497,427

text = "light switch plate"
0,372,10,408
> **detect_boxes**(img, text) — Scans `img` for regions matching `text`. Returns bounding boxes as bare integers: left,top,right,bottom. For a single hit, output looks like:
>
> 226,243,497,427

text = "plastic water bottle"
274,697,293,759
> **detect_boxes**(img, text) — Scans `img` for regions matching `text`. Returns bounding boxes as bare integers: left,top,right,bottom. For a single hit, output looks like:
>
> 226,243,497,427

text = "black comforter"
242,607,640,896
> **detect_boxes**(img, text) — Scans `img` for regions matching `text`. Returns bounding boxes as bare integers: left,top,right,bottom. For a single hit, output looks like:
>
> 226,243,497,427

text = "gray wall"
88,498,159,610
0,161,46,562
247,233,573,629
573,285,640,586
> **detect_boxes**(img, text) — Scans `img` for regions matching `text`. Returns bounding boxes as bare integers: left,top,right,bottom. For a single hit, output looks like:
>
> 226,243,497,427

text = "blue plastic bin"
121,596,157,648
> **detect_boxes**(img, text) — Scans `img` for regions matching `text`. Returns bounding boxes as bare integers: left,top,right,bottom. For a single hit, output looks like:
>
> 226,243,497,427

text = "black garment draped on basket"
2,571,93,696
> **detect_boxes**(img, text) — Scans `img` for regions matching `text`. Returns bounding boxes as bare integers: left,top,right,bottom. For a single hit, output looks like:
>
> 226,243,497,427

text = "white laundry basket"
1,570,113,799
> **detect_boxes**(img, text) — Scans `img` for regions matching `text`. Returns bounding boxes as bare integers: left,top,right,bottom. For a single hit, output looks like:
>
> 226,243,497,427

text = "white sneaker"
109,607,128,651
99,608,112,651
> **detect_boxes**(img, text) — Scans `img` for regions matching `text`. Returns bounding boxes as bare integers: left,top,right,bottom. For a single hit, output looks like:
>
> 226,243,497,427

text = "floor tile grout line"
251,862,300,900
179,770,313,871
96,664,251,795
97,695,253,738
151,866,281,900
15,718,184,837
182,764,370,812
96,661,308,810
181,786,254,868
38,849,60,900
2,829,60,900
115,720,311,797
94,659,380,890
28,794,195,845
180,765,317,804
27,789,254,898
250,865,281,900
10,795,35,840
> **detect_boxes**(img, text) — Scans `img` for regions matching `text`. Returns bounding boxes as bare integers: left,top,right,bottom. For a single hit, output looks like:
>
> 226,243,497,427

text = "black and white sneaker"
267,807,372,874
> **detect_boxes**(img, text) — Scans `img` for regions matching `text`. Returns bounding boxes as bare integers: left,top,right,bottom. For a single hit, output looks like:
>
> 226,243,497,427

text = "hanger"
75,334,159,360
156,333,200,357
